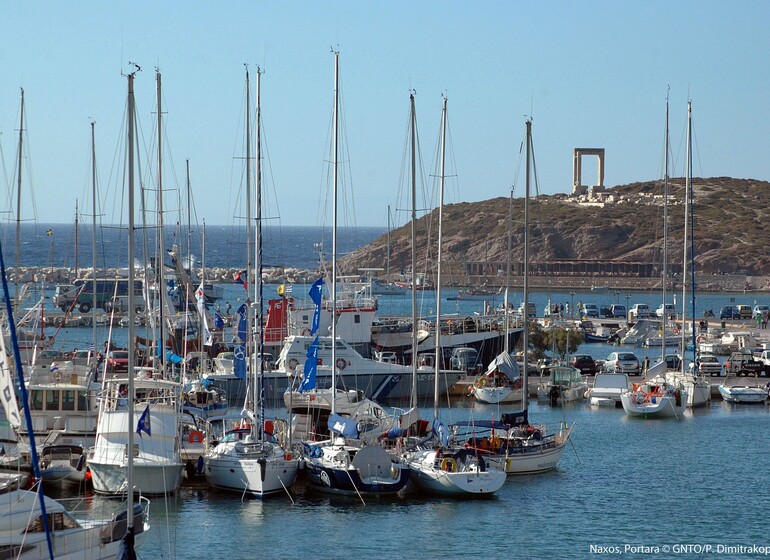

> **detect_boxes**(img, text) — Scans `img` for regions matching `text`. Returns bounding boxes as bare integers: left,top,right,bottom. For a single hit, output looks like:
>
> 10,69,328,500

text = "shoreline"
12,266,770,294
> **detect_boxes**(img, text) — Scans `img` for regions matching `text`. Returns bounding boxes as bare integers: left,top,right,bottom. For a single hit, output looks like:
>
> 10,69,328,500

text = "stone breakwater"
13,267,321,286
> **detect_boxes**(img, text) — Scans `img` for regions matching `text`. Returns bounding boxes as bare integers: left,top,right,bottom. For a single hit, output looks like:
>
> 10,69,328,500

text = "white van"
628,303,650,320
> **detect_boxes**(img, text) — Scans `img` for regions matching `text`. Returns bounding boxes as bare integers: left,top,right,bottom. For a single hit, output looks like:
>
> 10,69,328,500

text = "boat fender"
284,452,292,461
440,457,457,473
391,465,399,480
635,393,645,405
317,358,323,366
288,358,299,370
189,430,204,444
336,358,346,370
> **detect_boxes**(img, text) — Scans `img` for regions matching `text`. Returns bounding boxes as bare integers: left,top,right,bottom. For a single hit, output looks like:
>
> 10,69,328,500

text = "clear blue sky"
2,1,768,229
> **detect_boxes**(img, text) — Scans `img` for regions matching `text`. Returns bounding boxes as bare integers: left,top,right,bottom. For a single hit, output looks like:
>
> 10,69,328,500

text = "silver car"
603,351,641,375
689,354,723,376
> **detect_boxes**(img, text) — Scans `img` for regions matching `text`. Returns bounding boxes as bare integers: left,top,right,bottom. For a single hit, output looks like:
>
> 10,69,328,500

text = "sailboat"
669,100,711,407
472,191,522,405
0,74,149,560
204,67,299,498
469,119,574,476
87,68,185,496
405,95,505,497
301,52,410,497
623,94,688,417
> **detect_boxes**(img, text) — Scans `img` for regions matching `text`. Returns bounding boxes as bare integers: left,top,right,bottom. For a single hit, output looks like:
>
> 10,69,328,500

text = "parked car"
599,305,613,318
628,304,650,320
609,304,627,318
603,351,641,375
689,354,722,376
736,304,753,320
581,303,599,318
106,350,130,373
655,303,677,319
719,305,741,320
723,351,763,377
570,354,598,375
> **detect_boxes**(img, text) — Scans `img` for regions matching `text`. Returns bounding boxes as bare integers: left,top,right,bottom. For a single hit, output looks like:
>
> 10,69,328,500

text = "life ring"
336,358,347,370
635,393,645,405
288,358,299,370
440,457,457,472
512,378,522,390
476,377,489,387
696,335,703,344
52,370,62,383
317,358,323,366
301,328,311,336
189,430,204,444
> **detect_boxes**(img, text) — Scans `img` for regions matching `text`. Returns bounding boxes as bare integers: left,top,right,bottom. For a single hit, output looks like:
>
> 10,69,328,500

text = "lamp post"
614,290,620,304
569,291,575,320
625,293,631,312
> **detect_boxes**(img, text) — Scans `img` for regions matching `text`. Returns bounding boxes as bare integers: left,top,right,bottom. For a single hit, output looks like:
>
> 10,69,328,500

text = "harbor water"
126,398,770,559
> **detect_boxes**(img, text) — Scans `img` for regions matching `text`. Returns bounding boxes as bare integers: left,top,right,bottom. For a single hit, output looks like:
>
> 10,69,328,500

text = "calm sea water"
116,399,769,560
0,223,385,270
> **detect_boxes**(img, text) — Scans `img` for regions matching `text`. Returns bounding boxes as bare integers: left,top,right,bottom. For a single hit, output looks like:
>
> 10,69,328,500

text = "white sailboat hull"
205,453,299,497
471,386,522,404
407,449,505,496
621,391,687,417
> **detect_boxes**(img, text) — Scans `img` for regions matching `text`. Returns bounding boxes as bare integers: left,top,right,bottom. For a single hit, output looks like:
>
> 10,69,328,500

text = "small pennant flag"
136,405,151,437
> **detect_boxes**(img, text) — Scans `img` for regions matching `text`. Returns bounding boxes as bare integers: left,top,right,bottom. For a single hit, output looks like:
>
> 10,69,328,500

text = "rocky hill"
339,177,770,279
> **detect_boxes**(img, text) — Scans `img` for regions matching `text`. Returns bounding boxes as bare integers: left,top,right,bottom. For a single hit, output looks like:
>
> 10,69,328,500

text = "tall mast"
156,69,166,374
386,205,391,283
331,51,339,415
90,122,98,362
505,187,513,354
409,92,418,410
682,101,695,372
522,118,532,411
74,200,79,277
186,159,191,278
244,67,253,405
255,66,264,430
433,96,447,420
661,89,670,364
126,64,138,541
15,88,24,308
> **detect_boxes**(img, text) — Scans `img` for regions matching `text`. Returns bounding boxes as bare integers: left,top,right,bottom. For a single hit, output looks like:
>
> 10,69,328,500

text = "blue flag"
298,336,319,393
214,311,225,329
309,278,324,335
237,304,248,341
233,304,248,380
136,405,151,437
